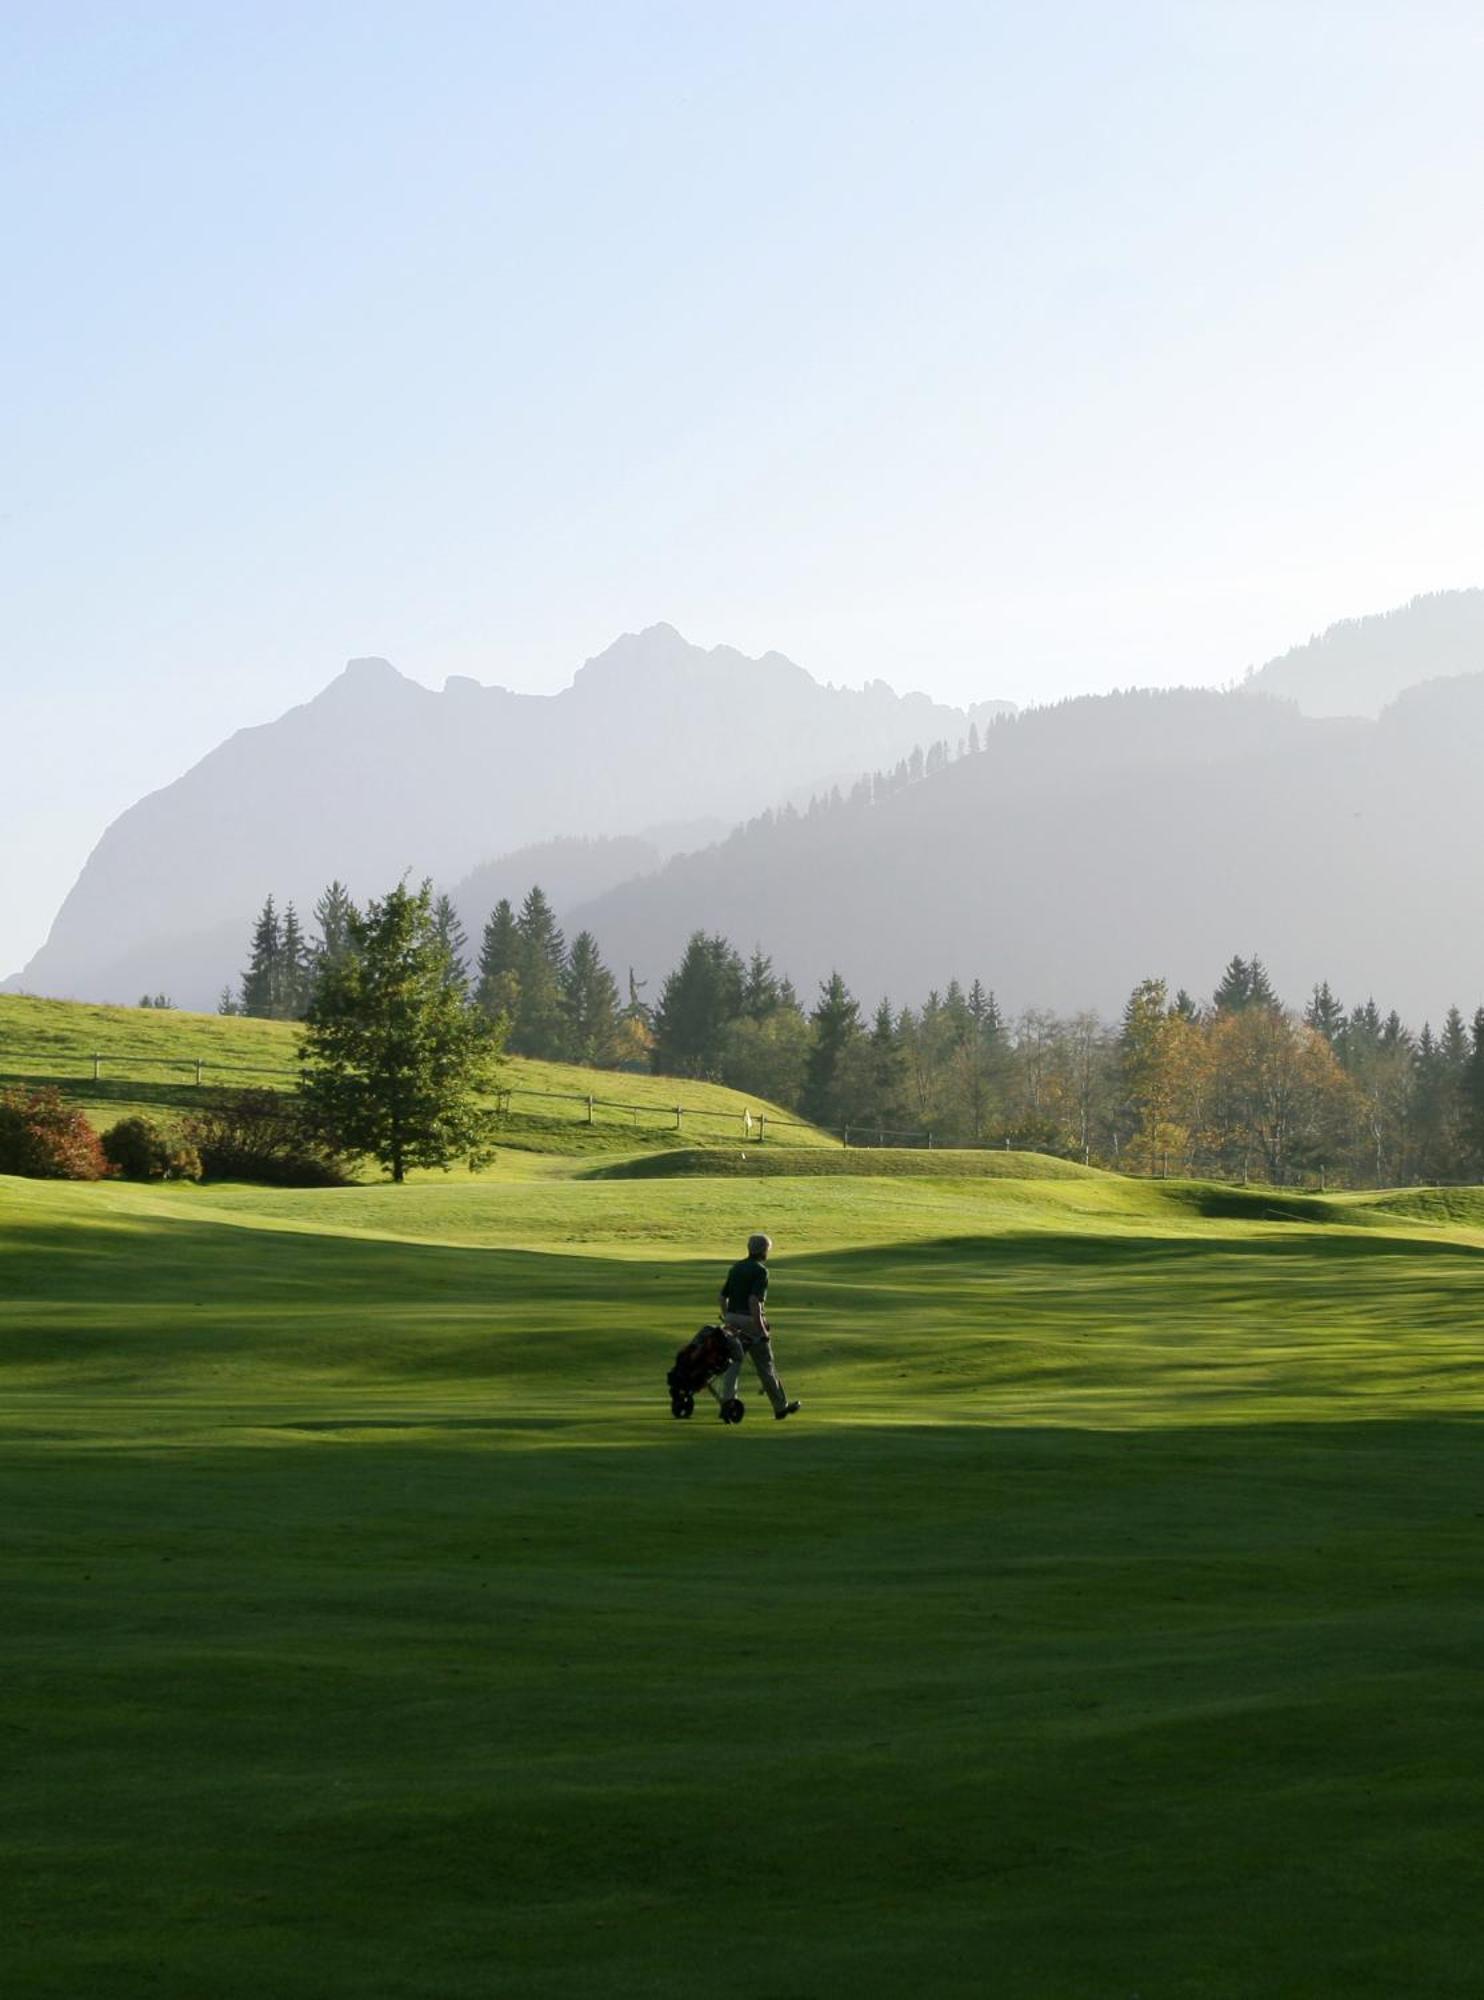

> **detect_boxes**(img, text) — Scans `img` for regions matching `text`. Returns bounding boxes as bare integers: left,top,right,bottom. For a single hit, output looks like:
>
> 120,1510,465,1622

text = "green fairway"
4,1161,1484,1997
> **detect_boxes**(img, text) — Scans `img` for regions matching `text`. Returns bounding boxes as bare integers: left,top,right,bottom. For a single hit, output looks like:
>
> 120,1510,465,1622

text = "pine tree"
280,903,311,1019
239,896,282,1018
1305,981,1344,1046
217,986,238,1017
864,998,910,1131
803,971,863,1125
562,932,621,1067
651,933,745,1078
299,881,502,1184
1463,1008,1484,1177
431,892,469,990
513,886,568,1057
1213,954,1279,1015
741,948,781,1022
1439,1005,1472,1177
312,881,357,974
476,900,522,1023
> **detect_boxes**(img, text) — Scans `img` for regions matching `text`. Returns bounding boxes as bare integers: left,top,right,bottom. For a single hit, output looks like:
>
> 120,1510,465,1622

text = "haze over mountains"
7,625,1010,1009
9,591,1484,1023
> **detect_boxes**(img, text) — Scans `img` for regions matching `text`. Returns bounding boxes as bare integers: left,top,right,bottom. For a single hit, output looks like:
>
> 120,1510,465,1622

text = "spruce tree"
741,948,781,1022
803,971,863,1125
431,892,469,990
280,903,310,1019
513,886,568,1057
312,881,357,974
299,881,502,1184
562,932,621,1067
1305,981,1344,1046
1463,1009,1484,1177
650,933,745,1078
476,900,522,1023
1212,956,1251,1014
239,896,282,1018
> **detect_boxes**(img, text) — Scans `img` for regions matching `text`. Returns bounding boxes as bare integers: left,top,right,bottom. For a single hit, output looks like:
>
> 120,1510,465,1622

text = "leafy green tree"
1120,977,1196,1173
651,933,745,1078
299,881,502,1183
562,931,622,1067
718,1009,811,1109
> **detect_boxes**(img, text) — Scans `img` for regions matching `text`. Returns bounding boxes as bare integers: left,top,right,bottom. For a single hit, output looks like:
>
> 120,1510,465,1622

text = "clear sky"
4,2,1483,977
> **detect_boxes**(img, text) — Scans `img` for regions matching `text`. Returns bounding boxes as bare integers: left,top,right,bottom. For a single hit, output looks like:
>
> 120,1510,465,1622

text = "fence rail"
1,1054,831,1145
3,1052,963,1148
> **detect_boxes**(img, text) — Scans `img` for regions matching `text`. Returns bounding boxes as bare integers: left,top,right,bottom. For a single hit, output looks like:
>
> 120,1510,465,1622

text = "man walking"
718,1232,800,1421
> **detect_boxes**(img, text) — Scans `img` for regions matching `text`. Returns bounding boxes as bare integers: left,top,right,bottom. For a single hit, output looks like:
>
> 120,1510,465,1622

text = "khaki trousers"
719,1312,788,1414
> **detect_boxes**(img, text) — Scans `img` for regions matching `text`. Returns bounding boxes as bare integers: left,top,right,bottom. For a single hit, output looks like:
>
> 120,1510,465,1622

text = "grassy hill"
5,1152,1484,1995
0,993,834,1158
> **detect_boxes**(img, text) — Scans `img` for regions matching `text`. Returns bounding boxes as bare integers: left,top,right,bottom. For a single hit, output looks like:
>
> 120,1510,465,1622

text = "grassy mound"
0,993,832,1158
5,1165,1484,1993
1355,1185,1484,1228
590,1143,1101,1180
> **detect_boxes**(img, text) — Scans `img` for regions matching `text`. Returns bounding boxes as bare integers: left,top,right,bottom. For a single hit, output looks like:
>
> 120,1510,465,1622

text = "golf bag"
667,1324,745,1422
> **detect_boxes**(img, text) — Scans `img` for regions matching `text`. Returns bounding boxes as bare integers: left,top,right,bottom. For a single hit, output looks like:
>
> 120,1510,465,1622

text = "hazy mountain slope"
1242,589,1484,716
568,680,1484,1022
9,626,1004,1007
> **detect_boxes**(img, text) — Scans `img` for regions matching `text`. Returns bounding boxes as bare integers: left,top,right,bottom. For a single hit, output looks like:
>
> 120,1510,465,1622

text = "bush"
101,1115,201,1182
183,1090,350,1186
0,1087,109,1180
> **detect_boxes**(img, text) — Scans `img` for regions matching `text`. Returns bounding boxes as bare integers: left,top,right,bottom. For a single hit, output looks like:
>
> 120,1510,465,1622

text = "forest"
215,883,1484,1190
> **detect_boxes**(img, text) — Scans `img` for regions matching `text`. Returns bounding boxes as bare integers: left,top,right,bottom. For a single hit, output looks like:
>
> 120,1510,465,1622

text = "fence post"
927,1129,933,1150
843,1124,850,1147
675,1105,683,1131
759,1115,766,1143
195,1058,204,1086
586,1095,594,1125
92,1052,101,1081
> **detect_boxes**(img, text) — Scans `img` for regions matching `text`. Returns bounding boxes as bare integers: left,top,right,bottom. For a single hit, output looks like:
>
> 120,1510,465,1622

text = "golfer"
718,1232,800,1421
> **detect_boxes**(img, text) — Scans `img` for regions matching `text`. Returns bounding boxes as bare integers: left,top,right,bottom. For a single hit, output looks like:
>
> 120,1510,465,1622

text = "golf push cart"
667,1324,744,1423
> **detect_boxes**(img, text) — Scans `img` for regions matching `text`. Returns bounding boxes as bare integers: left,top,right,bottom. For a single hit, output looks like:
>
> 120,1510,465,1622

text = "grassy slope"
4,1158,1484,1997
0,993,833,1153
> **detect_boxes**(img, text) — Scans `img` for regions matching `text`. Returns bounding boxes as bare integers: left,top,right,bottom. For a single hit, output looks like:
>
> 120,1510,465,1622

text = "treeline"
226,881,650,1069
644,942,1484,1187
222,886,1484,1185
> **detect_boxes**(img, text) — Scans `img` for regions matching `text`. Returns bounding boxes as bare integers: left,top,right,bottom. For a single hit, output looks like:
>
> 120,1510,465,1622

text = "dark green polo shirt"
721,1256,769,1315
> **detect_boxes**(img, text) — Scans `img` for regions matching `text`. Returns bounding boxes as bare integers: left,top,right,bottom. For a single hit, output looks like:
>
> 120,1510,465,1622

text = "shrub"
101,1115,201,1182
0,1087,109,1180
183,1090,350,1186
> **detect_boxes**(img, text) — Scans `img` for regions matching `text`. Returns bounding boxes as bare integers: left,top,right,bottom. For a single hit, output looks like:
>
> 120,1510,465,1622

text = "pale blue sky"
5,2,1484,976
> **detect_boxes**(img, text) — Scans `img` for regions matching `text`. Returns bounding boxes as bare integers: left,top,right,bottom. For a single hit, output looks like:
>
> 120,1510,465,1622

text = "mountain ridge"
8,625,1012,1007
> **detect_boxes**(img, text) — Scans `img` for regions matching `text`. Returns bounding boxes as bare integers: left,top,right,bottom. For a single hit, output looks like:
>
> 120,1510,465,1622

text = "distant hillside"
1242,589,1484,716
568,675,1484,1023
8,624,1009,1008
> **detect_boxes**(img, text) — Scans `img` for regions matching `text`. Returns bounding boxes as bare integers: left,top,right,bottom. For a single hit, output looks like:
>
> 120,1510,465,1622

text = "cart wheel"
676,1390,696,1418
721,1397,745,1425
